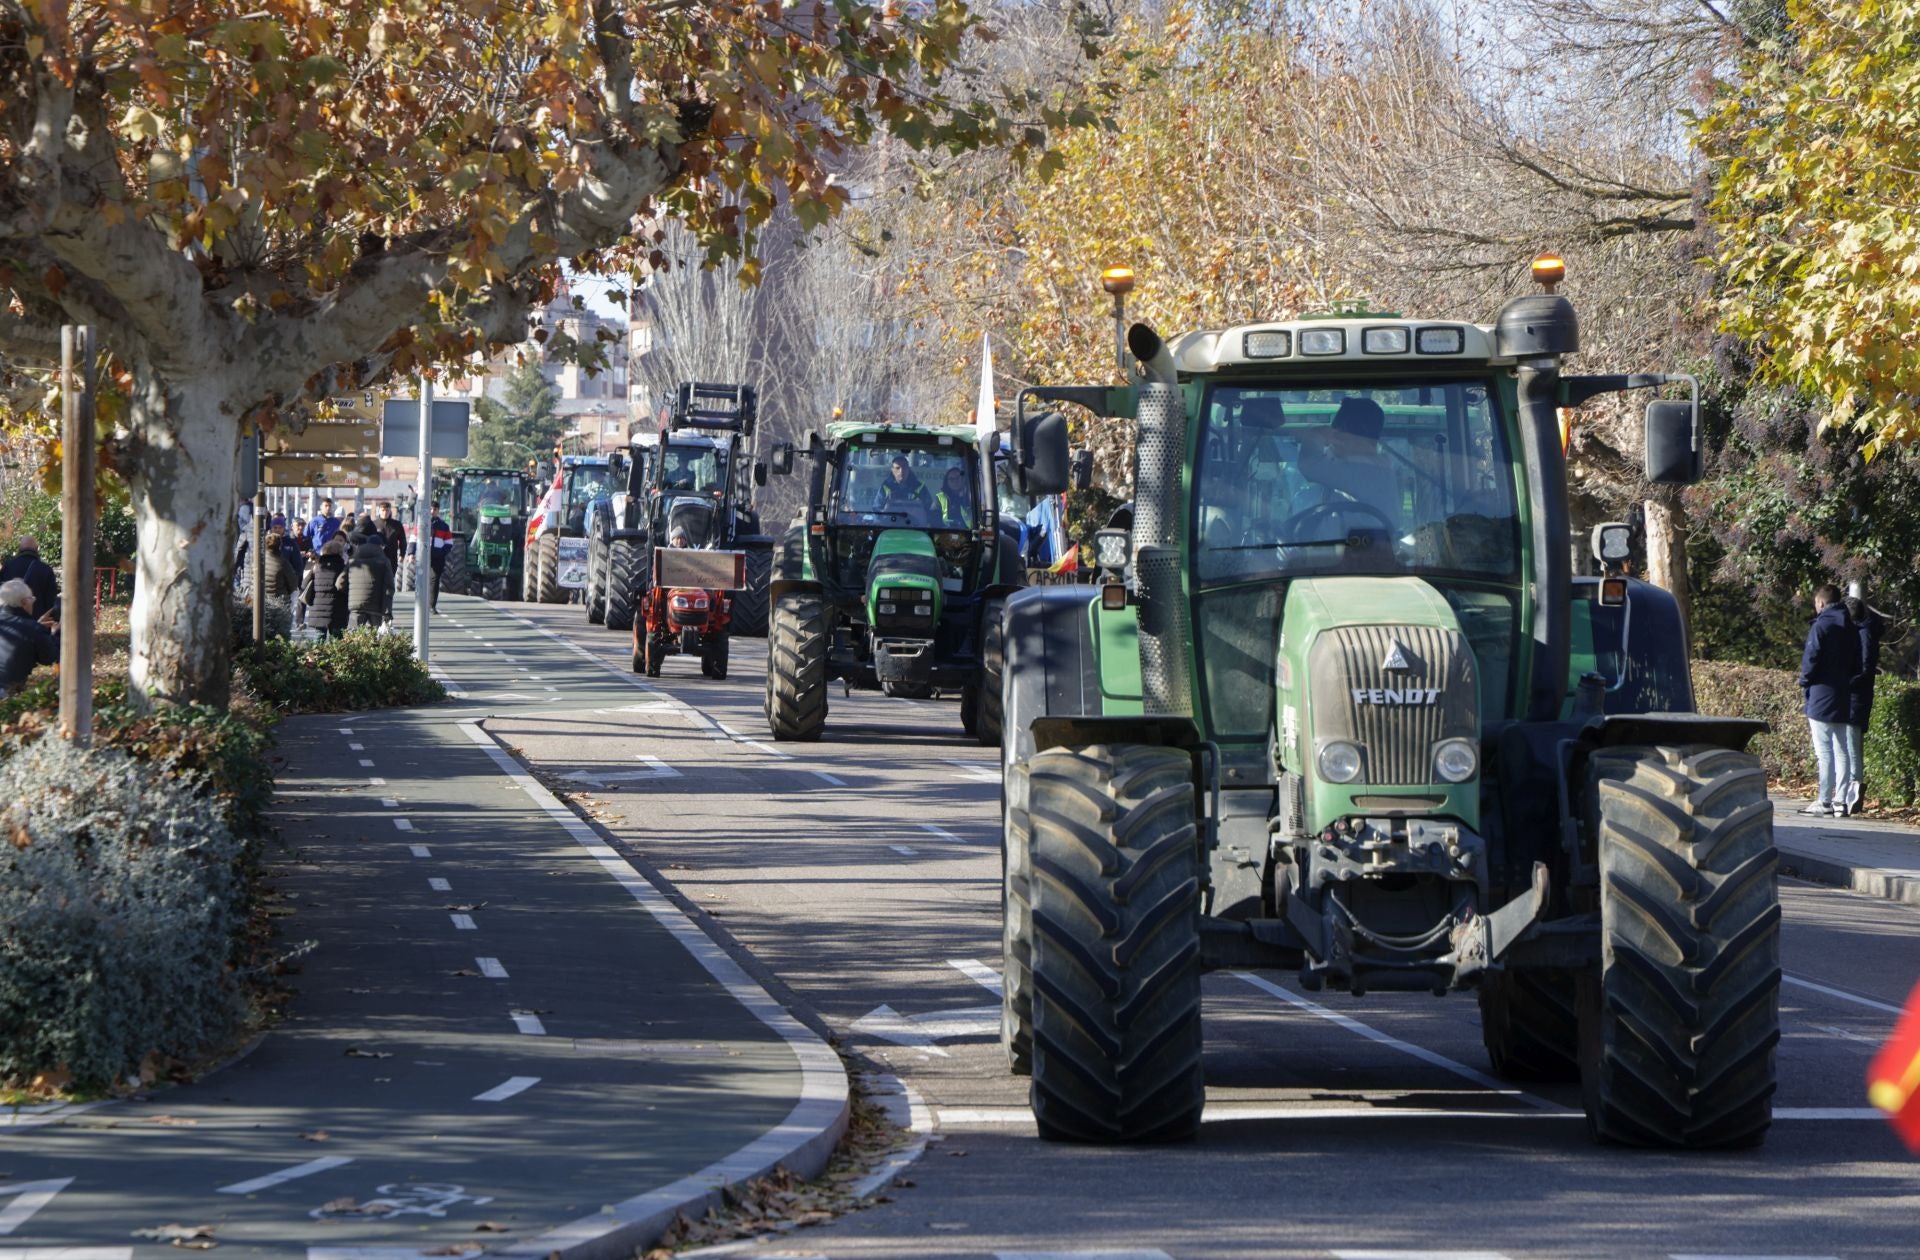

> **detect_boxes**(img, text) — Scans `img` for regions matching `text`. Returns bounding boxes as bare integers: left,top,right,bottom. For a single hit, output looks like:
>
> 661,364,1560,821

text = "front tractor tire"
441,538,471,596
585,537,607,624
766,592,829,741
731,546,773,639
1479,969,1580,1083
1580,744,1780,1149
1026,744,1204,1143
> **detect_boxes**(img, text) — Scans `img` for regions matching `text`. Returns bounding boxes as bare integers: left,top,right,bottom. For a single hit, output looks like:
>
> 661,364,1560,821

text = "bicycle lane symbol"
311,1183,496,1221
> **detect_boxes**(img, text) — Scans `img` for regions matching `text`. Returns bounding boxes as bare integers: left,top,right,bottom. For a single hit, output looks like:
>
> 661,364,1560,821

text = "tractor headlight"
1433,738,1479,783
1317,741,1363,784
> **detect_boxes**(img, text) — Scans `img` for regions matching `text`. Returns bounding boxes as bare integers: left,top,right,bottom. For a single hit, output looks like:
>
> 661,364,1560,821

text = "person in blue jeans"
1799,584,1862,816
1843,593,1884,814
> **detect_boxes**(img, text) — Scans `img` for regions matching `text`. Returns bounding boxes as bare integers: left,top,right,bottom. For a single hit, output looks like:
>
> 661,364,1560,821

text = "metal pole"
1112,294,1127,375
413,378,432,661
58,326,95,746
251,433,265,646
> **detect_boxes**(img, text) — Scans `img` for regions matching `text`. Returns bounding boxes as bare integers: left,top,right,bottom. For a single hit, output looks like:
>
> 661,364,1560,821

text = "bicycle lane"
0,628,844,1259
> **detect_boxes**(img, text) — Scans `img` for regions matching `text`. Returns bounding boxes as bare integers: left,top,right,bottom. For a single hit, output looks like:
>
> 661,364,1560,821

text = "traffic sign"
382,398,470,460
265,422,381,456
262,456,380,488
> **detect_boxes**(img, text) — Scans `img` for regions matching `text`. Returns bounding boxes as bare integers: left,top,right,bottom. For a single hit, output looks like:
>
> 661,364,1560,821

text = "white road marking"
0,1101,109,1131
918,823,971,844
1671,1255,1842,1260
409,845,431,858
477,957,508,978
743,740,792,759
217,1155,354,1195
948,958,1004,996
1809,1023,1882,1045
336,727,353,734
450,913,477,930
381,798,398,809
428,878,450,892
998,1253,1173,1260
1333,1252,1511,1260
358,758,375,767
943,757,999,782
393,818,414,831
810,770,847,787
0,1179,72,1235
849,1003,998,1054
851,1074,934,1199
930,1104,1886,1127
368,777,386,786
889,845,918,856
0,1250,135,1260
1773,1107,1886,1119
1236,972,1564,1111
1784,973,1904,1014
348,742,364,751
512,1012,547,1035
473,1075,541,1103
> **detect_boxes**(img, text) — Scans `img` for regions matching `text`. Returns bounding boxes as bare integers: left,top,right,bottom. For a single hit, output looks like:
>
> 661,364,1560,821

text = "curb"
1778,844,1920,907
459,721,851,1260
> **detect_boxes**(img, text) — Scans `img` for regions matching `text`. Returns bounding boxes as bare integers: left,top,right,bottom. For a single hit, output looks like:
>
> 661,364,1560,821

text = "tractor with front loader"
763,420,1030,743
996,257,1779,1150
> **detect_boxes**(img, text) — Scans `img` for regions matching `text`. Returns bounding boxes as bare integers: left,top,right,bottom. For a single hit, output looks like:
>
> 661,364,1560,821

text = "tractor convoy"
398,265,1778,1159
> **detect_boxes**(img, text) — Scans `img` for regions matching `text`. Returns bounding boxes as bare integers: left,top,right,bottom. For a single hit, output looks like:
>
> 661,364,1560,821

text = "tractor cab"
445,467,530,600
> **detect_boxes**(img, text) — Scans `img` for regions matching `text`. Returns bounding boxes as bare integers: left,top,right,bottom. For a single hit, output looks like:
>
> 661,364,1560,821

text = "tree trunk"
123,373,239,708
1643,493,1690,643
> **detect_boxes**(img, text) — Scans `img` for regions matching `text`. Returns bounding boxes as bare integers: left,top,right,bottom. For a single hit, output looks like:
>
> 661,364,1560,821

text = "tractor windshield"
456,474,521,529
563,465,611,533
1191,380,1521,587
834,439,979,531
660,443,727,495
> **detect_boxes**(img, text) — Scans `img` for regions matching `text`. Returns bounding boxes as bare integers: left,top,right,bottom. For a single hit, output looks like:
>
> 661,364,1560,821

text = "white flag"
975,333,996,440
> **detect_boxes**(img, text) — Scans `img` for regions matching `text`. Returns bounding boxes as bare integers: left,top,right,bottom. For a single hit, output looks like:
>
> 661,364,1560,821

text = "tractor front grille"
1307,624,1477,787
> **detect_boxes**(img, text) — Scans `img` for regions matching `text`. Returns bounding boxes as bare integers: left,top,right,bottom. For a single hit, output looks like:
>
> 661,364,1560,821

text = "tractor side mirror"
753,461,768,487
1070,448,1094,492
1016,411,1071,496
609,452,628,481
1644,399,1700,485
770,444,794,476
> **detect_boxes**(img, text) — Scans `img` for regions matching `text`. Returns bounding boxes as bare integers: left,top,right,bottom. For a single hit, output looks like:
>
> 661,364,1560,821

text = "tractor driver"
663,452,697,492
935,465,975,528
877,454,935,523
1288,397,1399,543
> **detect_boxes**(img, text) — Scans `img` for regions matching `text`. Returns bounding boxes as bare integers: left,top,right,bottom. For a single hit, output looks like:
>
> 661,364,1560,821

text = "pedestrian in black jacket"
0,579,57,696
345,525,392,630
1799,584,1863,816
1843,594,1884,814
300,536,350,640
0,537,59,622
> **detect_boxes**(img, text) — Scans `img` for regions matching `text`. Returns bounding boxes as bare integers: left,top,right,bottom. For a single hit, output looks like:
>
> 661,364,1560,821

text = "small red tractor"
633,546,746,679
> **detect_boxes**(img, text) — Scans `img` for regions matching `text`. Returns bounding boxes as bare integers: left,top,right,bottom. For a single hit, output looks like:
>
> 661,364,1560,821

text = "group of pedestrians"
1800,583,1885,817
239,497,413,640
0,536,60,696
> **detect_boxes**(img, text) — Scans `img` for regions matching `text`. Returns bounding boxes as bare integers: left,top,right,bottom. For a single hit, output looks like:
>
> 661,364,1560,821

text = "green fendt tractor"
764,420,1028,743
997,260,1779,1149
446,467,531,599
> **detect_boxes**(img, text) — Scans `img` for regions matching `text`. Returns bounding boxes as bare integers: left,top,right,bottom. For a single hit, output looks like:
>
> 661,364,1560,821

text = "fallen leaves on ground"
344,1047,393,1059
422,1245,480,1256
443,902,488,912
449,968,482,977
472,1222,511,1232
300,1129,330,1142
640,1082,914,1258
151,1114,197,1126
132,1224,216,1241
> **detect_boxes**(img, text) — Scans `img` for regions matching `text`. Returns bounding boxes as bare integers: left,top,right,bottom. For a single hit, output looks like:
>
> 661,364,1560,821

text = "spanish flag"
1049,544,1079,575
1868,979,1920,1151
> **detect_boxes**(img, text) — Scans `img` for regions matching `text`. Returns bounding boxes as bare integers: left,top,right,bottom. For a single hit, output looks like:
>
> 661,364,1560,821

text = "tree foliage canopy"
1699,0,1920,454
467,360,561,469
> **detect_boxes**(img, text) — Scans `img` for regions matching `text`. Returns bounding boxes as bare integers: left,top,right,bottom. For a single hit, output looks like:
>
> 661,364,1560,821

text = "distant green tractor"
763,421,1028,743
446,467,531,599
996,263,1779,1150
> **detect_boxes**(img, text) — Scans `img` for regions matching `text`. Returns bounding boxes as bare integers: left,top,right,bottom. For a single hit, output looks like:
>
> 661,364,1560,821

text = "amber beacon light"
1531,253,1566,293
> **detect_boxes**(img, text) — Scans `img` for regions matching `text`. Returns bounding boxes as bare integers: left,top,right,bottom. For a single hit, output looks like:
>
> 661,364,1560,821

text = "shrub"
1692,660,1815,790
228,593,293,649
0,737,246,1089
1863,679,1920,807
236,628,444,713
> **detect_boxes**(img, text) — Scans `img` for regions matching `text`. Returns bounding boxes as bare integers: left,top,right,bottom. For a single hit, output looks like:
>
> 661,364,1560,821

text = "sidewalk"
1772,794,1920,907
0,594,846,1259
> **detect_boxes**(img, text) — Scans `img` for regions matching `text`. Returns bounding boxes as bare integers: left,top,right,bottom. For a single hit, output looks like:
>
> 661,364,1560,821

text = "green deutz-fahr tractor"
765,420,1028,743
397,467,531,599
997,260,1779,1149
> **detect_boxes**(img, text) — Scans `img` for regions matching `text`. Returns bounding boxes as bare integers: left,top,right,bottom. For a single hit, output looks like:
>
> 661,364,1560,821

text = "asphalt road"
485,596,1920,1260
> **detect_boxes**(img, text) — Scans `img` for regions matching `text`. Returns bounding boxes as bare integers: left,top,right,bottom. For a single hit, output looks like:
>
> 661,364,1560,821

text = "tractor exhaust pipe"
1132,379,1194,717
1128,323,1177,384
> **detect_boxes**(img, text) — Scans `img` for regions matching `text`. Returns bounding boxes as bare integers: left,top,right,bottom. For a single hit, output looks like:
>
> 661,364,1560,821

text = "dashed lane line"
409,845,431,858
428,878,450,892
918,823,974,844
477,957,508,978
0,1250,133,1260
511,1011,547,1036
810,770,847,787
948,958,1004,996
381,798,398,808
473,1076,541,1103
1235,972,1564,1111
1783,973,1904,1015
394,818,414,831
889,845,918,856
450,914,477,930
216,1155,354,1196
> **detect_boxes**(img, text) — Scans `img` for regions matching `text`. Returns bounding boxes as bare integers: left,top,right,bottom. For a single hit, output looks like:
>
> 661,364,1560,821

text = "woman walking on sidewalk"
1845,593,1885,814
1800,583,1862,817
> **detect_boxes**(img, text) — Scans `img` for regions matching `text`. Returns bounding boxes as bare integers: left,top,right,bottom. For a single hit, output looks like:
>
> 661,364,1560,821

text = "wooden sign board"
265,422,382,456
262,455,380,488
322,392,384,422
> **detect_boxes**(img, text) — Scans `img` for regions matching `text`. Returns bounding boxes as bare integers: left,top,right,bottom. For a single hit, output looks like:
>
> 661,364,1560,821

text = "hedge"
236,628,444,713
1692,660,1920,806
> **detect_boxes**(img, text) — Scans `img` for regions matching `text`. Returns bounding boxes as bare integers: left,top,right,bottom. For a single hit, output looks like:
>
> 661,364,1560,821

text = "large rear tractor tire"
731,546,773,639
606,539,641,631
1027,744,1204,1143
1579,743,1779,1149
1002,755,1034,1075
441,538,471,596
765,592,829,741
535,533,562,605
1479,969,1580,1083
